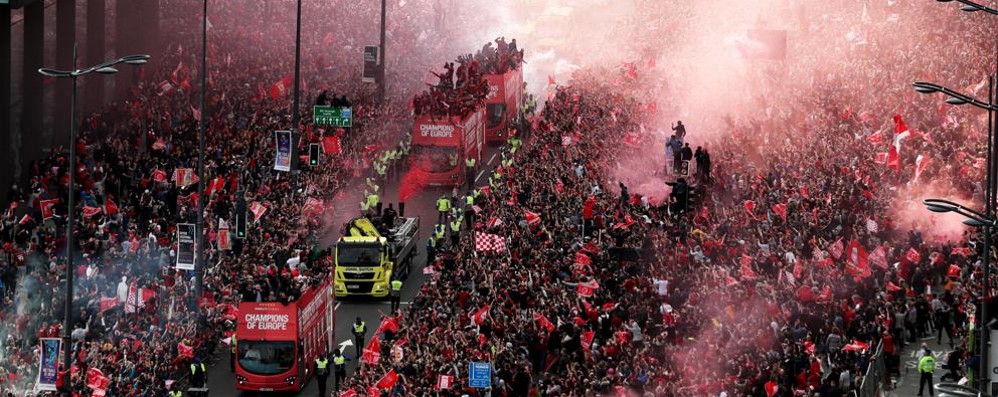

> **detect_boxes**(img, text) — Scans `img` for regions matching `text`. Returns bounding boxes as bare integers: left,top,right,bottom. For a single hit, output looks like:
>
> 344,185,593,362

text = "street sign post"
468,362,491,389
313,106,352,127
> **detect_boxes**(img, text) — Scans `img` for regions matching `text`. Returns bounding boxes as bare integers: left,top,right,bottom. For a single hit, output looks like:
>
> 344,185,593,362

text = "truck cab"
334,217,418,298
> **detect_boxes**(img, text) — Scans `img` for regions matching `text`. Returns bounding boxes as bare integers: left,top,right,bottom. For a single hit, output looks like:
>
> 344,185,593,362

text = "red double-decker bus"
235,280,334,392
483,63,524,143
409,108,485,186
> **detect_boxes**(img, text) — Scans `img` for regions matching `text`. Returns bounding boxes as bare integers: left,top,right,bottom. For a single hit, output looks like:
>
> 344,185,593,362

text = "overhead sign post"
313,106,353,127
363,45,379,83
468,361,491,389
176,223,196,270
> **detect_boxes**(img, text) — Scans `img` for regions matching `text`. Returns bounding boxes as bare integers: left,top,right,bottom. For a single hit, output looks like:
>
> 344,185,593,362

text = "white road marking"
488,153,498,165
335,302,342,310
476,170,485,182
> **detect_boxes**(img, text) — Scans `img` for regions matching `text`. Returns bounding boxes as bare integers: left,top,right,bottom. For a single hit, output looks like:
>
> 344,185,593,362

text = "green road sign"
313,106,353,127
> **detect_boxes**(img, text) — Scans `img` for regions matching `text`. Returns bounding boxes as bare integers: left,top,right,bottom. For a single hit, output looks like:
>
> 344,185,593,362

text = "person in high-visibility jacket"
190,358,207,395
390,279,403,313
509,135,522,154
352,318,366,354
501,152,514,168
169,387,183,397
375,161,387,179
333,349,349,391
436,195,451,224
449,216,462,247
315,352,330,397
489,171,502,190
367,193,380,214
464,192,476,228
465,157,477,188
426,236,438,264
918,346,936,396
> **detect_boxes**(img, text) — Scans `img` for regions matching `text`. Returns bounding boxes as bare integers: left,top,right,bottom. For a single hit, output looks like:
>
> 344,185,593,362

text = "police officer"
426,236,438,264
169,385,183,397
465,156,477,189
434,224,447,248
489,170,502,190
352,317,366,352
464,191,476,228
190,358,207,397
508,133,522,154
918,344,936,396
366,192,380,215
436,195,451,224
315,351,330,397
333,349,349,391
449,215,462,247
390,278,403,313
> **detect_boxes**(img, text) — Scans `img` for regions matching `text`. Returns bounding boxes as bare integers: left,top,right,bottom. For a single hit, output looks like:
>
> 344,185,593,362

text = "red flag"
905,248,921,264
338,390,357,397
886,281,902,292
524,210,541,225
740,255,758,280
846,240,871,278
206,176,225,196
743,200,756,219
947,264,961,278
874,152,888,164
887,145,899,172
725,275,739,287
577,281,599,297
581,331,596,353
104,197,119,216
869,246,888,269
86,368,110,390
190,104,201,121
952,246,972,257
548,75,556,85
828,238,844,259
269,75,294,100
436,374,455,390
82,206,103,218
18,214,32,225
842,340,871,352
152,169,167,183
40,198,59,220
322,136,342,155
867,131,886,145
249,201,268,222
177,342,194,358
474,232,506,252
765,381,779,397
574,251,592,266
376,316,400,334
99,297,119,313
582,241,602,255
534,312,556,332
583,196,596,220
471,304,491,324
375,369,398,390
771,203,787,221
913,154,930,182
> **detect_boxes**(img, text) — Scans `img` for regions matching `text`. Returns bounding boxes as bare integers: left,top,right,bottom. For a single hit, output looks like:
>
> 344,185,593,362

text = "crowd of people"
412,37,523,118
0,0,458,395
340,2,998,397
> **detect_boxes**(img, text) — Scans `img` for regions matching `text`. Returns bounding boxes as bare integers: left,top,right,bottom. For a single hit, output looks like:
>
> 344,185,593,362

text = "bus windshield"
486,103,505,128
237,341,295,376
337,243,382,266
410,145,459,173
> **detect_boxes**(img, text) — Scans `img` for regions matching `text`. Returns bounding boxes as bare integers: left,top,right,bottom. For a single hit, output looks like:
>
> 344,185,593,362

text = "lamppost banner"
37,338,61,391
274,130,293,172
176,223,196,270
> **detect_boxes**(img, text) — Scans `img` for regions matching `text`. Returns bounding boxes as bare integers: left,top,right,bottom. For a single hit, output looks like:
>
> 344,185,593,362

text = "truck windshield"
238,341,295,376
411,145,458,173
486,103,505,128
337,243,382,266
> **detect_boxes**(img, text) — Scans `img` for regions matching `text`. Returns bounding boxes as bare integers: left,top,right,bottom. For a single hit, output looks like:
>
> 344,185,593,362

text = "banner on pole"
363,46,379,83
176,223,196,270
274,130,293,172
37,338,61,391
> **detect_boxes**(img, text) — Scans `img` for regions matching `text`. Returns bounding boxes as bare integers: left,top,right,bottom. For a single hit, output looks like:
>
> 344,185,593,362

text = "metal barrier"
858,341,888,397
934,382,979,397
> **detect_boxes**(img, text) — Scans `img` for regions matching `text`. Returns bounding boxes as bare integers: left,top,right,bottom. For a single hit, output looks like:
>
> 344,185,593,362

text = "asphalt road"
204,145,503,397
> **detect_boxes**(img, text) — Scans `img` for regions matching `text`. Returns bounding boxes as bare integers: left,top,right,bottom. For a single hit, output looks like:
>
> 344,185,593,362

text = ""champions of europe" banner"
36,338,61,391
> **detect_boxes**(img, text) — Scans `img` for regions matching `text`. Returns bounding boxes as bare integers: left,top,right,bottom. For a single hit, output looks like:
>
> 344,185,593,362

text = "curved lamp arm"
913,82,997,111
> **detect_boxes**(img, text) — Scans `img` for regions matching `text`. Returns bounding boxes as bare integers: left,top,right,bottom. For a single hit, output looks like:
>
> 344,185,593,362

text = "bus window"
486,104,506,128
238,341,296,375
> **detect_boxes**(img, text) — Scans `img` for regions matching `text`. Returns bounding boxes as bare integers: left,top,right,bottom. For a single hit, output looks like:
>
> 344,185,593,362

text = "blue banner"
274,130,292,172
37,338,61,391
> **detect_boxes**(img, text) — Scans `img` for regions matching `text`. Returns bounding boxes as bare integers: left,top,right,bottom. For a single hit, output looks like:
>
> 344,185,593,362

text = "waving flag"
269,75,294,100
471,304,491,325
582,196,596,219
743,200,757,219
577,281,599,297
40,199,59,220
869,246,889,269
828,238,844,259
905,248,921,264
524,209,541,225
474,232,506,252
104,197,119,216
249,201,268,222
887,145,900,172
740,255,758,280
534,312,556,332
771,203,787,221
874,152,888,164
375,369,398,390
436,374,455,390
913,154,930,182
82,206,103,218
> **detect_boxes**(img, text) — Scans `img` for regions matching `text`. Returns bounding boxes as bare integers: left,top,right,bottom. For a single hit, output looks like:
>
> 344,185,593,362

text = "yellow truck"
334,216,419,298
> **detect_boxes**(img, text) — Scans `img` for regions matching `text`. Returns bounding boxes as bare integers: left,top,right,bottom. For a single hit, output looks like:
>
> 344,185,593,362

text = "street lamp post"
39,49,149,394
916,65,996,396
195,0,208,309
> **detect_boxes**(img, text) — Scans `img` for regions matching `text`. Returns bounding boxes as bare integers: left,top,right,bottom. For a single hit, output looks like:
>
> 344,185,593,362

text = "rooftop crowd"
0,0,453,395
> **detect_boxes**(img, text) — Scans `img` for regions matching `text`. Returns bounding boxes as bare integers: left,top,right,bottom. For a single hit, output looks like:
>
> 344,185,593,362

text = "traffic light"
235,210,247,239
309,143,320,167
